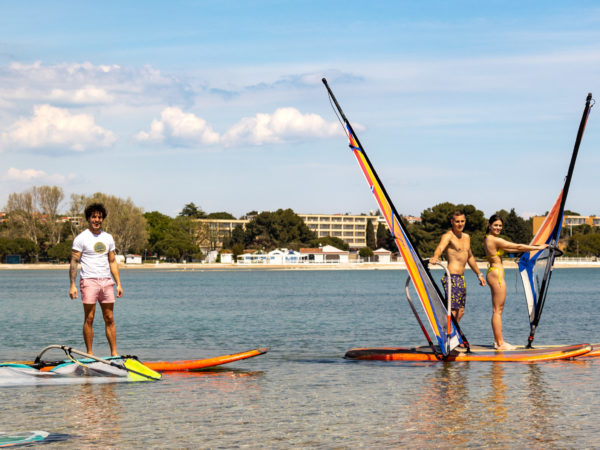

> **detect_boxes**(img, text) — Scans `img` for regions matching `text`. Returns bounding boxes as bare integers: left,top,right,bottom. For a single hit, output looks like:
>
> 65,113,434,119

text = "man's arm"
108,251,123,298
429,232,450,265
466,248,486,286
69,250,81,299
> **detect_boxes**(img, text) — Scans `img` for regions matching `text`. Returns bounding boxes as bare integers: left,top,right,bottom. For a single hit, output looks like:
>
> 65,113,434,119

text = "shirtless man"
429,210,486,323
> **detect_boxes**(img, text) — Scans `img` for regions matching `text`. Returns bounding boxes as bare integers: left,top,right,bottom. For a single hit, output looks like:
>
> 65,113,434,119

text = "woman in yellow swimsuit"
484,214,547,351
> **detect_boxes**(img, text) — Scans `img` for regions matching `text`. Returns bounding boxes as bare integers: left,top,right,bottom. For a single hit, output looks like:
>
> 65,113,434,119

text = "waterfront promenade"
2,258,599,271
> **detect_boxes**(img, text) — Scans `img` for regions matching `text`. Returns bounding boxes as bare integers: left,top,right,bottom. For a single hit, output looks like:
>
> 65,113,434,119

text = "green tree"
4,190,41,260
310,236,349,251
222,224,246,250
376,223,386,249
502,208,532,243
179,202,207,218
0,237,39,263
154,217,200,262
144,211,172,252
35,185,65,247
47,239,73,262
231,243,245,262
366,220,376,249
4,185,66,259
66,193,88,237
244,209,316,250
86,193,149,254
566,233,600,257
207,212,236,219
375,223,397,252
570,224,593,235
359,247,374,259
417,202,486,256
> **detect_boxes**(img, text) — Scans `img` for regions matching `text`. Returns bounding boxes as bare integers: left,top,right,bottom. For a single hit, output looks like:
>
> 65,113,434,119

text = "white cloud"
5,167,75,183
134,107,219,146
1,104,117,152
222,107,341,146
0,61,194,108
49,85,114,104
136,106,343,148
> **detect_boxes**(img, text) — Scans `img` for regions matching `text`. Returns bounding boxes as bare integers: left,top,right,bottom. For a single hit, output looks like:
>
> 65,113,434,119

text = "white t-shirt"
72,229,116,279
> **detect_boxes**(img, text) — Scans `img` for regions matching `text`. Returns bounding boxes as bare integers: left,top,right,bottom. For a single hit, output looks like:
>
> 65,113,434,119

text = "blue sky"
1,1,599,218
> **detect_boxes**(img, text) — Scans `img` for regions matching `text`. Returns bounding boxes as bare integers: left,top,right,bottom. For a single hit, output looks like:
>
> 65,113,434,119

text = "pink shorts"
80,278,116,304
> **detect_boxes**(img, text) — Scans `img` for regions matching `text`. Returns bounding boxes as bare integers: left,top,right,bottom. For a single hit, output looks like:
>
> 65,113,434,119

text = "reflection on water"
484,363,508,432
399,361,573,447
66,383,122,444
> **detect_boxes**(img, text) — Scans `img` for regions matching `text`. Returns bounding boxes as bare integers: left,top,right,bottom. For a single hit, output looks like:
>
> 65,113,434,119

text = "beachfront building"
220,250,234,264
237,248,301,265
194,213,385,252
374,248,392,263
266,249,303,264
299,245,349,264
125,254,142,264
532,215,600,236
297,213,381,249
236,246,349,265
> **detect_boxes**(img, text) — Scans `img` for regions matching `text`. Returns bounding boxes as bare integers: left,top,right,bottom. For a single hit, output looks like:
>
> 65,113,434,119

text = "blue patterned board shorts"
441,274,466,310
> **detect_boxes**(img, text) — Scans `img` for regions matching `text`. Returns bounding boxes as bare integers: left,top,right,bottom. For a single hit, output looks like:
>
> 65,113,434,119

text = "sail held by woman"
518,93,594,347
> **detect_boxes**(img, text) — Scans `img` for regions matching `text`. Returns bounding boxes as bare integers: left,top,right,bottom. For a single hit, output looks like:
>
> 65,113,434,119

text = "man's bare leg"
452,307,465,323
100,302,118,356
83,303,96,355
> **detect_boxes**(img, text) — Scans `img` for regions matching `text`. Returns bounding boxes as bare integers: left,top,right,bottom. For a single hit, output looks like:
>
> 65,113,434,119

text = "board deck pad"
345,343,592,362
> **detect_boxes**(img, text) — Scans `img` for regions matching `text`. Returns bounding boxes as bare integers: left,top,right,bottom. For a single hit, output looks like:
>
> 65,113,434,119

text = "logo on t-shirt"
94,242,107,254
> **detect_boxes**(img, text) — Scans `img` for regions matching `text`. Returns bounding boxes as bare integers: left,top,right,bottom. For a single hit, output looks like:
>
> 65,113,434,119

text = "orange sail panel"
347,126,461,354
518,93,593,346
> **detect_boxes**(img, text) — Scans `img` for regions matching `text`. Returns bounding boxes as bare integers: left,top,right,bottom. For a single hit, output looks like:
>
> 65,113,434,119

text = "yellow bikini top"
485,235,504,259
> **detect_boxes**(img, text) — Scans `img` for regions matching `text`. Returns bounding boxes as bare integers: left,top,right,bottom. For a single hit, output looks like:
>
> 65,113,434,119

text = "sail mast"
521,93,594,347
322,78,468,356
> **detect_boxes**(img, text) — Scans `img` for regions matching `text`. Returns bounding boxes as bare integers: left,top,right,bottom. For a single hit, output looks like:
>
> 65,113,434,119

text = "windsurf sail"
322,78,467,357
519,93,594,347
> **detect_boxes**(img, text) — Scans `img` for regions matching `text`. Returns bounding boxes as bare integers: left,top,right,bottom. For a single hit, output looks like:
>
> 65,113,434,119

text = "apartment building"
194,213,383,251
532,215,600,236
296,213,380,249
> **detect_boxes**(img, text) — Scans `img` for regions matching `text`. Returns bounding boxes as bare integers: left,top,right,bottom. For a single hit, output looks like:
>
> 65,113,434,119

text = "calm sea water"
1,267,600,448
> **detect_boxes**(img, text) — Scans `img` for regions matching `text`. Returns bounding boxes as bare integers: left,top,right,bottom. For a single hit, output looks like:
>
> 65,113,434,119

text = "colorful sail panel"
322,78,463,356
518,93,593,346
347,125,462,354
518,190,563,325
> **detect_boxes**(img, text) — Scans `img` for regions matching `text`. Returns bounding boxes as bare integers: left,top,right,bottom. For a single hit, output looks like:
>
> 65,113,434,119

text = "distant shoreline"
2,261,599,271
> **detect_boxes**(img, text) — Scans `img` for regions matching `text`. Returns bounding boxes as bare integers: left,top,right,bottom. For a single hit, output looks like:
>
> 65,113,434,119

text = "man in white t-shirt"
69,203,123,356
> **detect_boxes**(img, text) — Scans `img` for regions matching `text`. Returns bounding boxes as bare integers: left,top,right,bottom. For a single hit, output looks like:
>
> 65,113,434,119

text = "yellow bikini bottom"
487,266,504,286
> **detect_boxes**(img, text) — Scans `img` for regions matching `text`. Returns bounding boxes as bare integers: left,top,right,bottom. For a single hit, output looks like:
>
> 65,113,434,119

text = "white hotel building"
195,213,388,252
